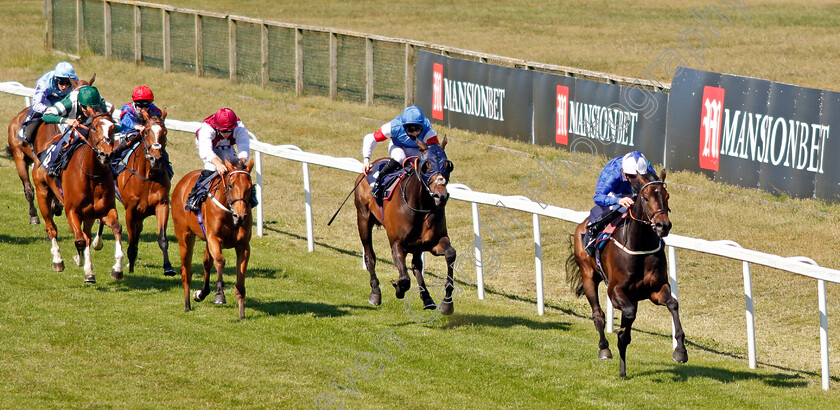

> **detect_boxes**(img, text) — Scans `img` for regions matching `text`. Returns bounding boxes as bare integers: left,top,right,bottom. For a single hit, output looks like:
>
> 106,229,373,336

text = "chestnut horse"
93,110,175,276
6,76,89,225
354,137,456,315
170,159,254,319
31,106,123,283
565,170,687,377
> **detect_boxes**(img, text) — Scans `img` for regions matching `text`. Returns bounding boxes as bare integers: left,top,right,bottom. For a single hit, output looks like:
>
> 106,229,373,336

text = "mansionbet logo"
432,63,444,120
699,86,725,171
555,85,569,145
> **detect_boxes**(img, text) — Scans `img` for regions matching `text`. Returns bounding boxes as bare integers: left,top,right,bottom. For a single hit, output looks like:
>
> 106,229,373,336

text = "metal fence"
46,0,668,108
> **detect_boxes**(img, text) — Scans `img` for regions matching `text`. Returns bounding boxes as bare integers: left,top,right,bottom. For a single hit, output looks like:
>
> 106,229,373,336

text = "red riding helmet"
212,108,239,130
132,85,155,102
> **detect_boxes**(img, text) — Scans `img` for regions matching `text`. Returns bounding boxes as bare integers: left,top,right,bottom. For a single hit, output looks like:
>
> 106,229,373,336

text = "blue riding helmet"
53,61,78,80
400,106,426,128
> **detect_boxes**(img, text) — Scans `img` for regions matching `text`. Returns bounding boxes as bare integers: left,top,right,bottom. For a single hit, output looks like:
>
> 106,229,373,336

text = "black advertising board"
532,72,668,164
414,50,533,141
666,67,837,200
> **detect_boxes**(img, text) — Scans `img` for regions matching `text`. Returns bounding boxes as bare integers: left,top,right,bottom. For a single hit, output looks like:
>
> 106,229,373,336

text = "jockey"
185,107,251,212
18,62,78,146
361,106,440,199
583,151,657,256
114,86,163,154
40,86,109,176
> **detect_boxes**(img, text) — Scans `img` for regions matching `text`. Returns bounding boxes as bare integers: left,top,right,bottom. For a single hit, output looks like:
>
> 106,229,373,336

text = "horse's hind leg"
612,291,638,378
358,214,380,306
177,230,196,312
410,252,436,310
581,265,611,360
389,242,411,299
652,285,688,363
12,152,39,225
156,202,176,276
207,240,227,305
101,208,124,280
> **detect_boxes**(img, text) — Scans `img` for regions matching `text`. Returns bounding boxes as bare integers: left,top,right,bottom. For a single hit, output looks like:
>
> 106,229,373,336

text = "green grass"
3,0,840,407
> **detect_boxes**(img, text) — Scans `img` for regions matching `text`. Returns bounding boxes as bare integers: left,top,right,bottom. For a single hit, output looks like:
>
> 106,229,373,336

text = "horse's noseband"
630,180,669,227
210,170,253,214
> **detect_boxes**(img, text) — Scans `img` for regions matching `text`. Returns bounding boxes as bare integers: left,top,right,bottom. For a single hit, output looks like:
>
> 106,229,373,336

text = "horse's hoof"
92,237,103,251
128,265,135,274
368,293,381,306
73,255,81,267
440,299,454,315
390,279,410,299
110,269,123,280
598,348,613,360
422,297,437,310
193,290,203,302
29,217,40,225
214,293,227,304
52,261,65,272
84,274,96,283
163,266,177,277
673,347,688,363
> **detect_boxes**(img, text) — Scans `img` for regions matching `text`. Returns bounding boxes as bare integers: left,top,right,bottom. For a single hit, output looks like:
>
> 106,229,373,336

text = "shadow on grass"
635,363,808,388
248,298,375,317
442,313,572,331
262,224,395,267
0,233,47,245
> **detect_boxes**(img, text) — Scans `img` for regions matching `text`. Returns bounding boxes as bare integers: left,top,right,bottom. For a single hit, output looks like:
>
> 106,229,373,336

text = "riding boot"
186,170,216,212
584,207,621,257
372,159,401,202
20,118,42,147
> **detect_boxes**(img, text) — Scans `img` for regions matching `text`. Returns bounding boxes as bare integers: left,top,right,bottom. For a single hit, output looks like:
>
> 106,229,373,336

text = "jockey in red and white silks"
195,107,250,176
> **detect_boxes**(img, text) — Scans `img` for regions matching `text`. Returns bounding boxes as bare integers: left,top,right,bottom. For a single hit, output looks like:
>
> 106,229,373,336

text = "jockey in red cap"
185,108,252,211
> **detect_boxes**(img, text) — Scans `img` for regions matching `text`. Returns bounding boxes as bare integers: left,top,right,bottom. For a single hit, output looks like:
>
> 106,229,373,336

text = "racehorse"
170,159,255,319
30,105,123,283
565,169,687,377
6,76,90,225
93,110,175,276
353,137,457,314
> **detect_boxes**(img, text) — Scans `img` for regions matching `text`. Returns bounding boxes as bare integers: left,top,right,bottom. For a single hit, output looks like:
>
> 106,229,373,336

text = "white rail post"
819,279,830,391
255,151,263,237
302,162,314,252
717,240,756,369
471,201,485,300
606,298,614,333
533,214,544,315
668,245,680,349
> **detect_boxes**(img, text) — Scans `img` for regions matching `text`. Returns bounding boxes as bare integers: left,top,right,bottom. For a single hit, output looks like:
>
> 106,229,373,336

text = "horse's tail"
4,145,12,157
565,233,584,298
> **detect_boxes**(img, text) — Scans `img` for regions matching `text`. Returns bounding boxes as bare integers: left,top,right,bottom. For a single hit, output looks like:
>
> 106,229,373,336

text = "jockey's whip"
327,173,367,226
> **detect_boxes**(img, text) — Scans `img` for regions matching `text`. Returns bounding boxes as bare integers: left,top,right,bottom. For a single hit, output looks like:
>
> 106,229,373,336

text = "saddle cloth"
365,160,411,202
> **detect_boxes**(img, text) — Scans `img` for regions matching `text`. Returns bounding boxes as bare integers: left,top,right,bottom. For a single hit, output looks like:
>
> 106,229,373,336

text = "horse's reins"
612,180,668,255
71,113,114,178
400,157,444,214
123,120,166,182
209,170,252,214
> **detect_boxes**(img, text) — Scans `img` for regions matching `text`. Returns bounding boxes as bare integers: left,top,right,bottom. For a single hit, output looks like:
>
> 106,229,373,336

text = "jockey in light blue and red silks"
361,106,440,198
185,108,251,212
18,62,79,145
113,86,164,153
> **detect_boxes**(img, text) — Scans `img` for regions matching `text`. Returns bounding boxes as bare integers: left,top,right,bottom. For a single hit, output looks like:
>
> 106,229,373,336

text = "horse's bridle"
400,156,448,214
71,113,114,178
209,170,252,214
139,118,165,163
628,180,669,227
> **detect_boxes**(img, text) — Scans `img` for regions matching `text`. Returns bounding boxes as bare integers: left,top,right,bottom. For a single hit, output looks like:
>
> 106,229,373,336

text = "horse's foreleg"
156,202,175,276
431,238,457,315
652,285,688,363
102,209,124,280
13,155,39,225
389,242,411,299
124,209,141,273
35,179,62,270
91,220,104,251
234,245,250,320
192,245,212,303
410,252,436,310
582,266,611,360
208,240,227,305
66,210,95,283
358,216,380,306
613,292,638,378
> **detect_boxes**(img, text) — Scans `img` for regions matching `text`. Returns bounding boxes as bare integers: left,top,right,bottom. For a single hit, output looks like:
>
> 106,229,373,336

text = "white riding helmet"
621,152,649,176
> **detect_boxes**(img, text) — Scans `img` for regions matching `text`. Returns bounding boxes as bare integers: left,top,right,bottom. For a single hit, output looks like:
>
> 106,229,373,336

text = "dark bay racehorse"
31,106,123,283
566,170,686,377
354,137,457,314
6,76,89,225
171,159,254,319
93,110,175,276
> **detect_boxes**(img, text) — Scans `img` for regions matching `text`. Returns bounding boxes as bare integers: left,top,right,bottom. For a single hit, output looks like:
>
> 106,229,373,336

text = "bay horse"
170,159,254,319
30,105,124,283
93,110,175,276
353,137,456,315
6,76,89,225
565,169,687,377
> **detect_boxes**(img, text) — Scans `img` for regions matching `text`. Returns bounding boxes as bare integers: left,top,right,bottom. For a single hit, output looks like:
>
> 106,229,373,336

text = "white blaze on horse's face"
433,174,447,186
99,119,113,142
150,124,163,150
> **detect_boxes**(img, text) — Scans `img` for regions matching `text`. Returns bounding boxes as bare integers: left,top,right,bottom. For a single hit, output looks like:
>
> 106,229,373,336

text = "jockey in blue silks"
583,151,657,256
18,62,78,145
113,85,163,154
361,105,440,199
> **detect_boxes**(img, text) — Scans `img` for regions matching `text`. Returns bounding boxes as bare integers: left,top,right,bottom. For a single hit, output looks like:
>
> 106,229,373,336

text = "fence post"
303,162,314,252
668,245,680,349
261,24,269,88
819,279,830,390
162,10,171,72
471,202,484,300
45,0,53,49
255,151,263,237
533,214,544,316
365,37,373,105
228,18,237,82
743,259,756,368
76,0,83,54
405,43,415,106
194,14,203,76
295,28,303,96
329,33,337,100
104,1,111,59
134,5,141,64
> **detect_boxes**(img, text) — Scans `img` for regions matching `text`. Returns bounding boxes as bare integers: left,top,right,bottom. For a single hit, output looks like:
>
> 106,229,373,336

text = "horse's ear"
89,73,96,85
246,157,254,173
160,108,168,120
416,138,427,152
660,169,667,182
441,135,448,150
108,105,115,116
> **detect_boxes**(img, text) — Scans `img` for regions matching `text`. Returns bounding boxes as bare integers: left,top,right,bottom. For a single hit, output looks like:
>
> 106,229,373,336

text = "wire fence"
46,0,667,108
